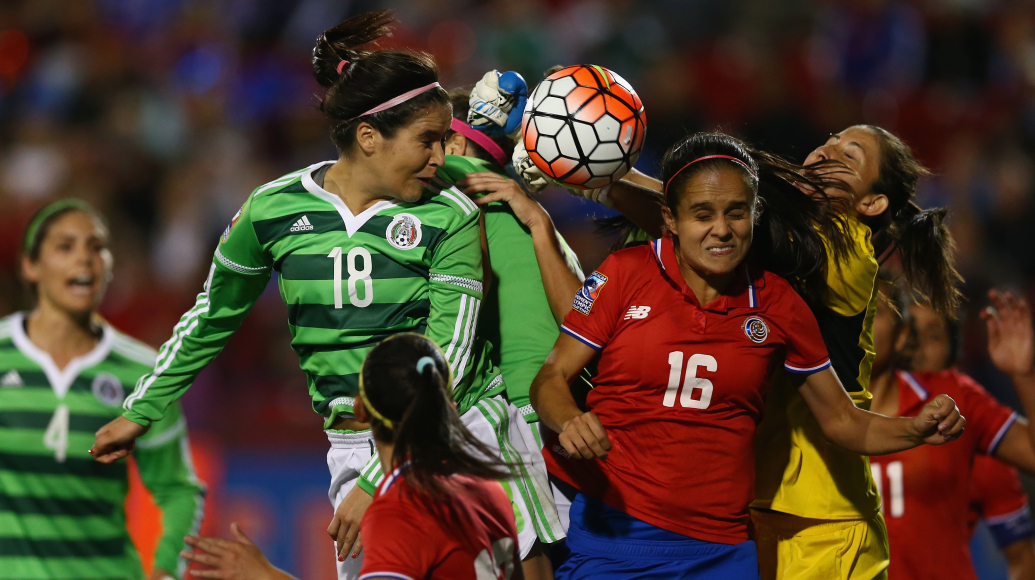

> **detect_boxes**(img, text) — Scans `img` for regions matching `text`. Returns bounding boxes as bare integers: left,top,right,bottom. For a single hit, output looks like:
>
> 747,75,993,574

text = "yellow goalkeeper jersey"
753,215,882,520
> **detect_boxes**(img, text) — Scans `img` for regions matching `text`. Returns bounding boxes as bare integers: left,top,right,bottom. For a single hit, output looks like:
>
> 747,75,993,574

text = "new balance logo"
290,215,314,232
1,369,23,387
624,306,651,320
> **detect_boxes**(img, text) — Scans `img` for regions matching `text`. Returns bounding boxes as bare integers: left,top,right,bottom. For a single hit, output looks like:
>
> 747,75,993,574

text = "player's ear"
354,122,380,156
353,395,371,424
444,132,467,157
661,204,678,234
21,254,40,285
854,192,889,217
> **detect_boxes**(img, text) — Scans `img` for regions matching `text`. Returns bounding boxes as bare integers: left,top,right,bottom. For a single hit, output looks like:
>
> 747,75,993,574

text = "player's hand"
182,523,296,580
511,138,613,205
90,416,148,463
327,484,373,562
468,70,528,136
982,290,1035,379
460,172,550,230
911,394,966,445
150,568,174,580
559,411,611,459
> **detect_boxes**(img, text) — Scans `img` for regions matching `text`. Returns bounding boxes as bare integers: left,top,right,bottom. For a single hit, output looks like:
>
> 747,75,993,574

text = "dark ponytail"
857,125,963,313
659,132,852,305
312,10,450,155
360,333,509,497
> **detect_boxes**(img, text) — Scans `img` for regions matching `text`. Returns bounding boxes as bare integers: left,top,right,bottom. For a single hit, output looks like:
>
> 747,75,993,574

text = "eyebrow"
846,141,866,156
417,129,443,140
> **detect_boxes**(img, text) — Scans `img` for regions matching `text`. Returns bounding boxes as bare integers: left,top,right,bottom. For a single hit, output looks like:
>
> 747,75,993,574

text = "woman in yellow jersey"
542,125,962,579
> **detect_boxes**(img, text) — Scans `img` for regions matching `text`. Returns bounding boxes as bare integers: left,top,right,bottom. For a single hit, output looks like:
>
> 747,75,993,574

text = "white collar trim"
301,160,398,237
898,370,929,401
10,311,113,399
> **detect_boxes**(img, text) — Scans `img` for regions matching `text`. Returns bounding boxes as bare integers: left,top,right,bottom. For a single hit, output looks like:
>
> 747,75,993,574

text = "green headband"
23,199,95,256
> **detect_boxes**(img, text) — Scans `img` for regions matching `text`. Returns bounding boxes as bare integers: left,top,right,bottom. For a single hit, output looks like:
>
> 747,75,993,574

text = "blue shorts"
556,494,760,580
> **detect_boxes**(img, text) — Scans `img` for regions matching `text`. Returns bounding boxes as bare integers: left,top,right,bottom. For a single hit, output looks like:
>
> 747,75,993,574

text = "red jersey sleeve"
776,286,832,374
359,502,439,579
971,454,1034,548
561,254,625,351
955,372,1018,455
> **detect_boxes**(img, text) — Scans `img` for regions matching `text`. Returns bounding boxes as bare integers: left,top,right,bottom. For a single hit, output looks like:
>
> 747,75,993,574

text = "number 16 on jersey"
664,351,716,409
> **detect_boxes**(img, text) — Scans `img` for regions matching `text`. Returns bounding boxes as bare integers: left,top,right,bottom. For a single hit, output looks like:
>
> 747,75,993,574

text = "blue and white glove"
468,70,528,136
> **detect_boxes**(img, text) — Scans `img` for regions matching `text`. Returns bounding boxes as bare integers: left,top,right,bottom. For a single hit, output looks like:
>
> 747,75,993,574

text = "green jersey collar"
9,311,113,400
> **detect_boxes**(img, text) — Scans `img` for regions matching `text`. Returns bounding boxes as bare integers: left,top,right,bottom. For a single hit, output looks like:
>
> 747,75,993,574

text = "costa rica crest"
743,316,769,344
386,213,423,250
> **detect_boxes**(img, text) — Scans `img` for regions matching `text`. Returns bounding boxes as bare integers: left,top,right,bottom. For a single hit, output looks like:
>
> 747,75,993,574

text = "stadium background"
1,0,1033,577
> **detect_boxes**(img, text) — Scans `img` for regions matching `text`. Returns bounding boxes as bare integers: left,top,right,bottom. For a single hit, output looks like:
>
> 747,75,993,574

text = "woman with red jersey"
182,333,523,580
529,132,965,579
909,300,1035,579
867,288,1035,580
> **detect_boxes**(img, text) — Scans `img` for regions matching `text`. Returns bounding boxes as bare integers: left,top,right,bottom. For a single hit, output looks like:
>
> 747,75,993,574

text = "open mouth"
416,177,431,188
67,274,96,294
706,245,735,257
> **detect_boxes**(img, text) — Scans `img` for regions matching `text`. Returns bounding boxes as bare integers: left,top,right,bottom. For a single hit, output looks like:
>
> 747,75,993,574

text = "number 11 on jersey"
328,246,373,308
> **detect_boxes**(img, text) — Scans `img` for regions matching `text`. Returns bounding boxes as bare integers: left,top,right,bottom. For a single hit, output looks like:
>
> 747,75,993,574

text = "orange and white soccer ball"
522,65,647,190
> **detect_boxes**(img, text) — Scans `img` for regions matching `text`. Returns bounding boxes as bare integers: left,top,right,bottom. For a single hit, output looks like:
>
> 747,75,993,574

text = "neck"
674,251,736,306
375,438,396,479
324,157,394,216
25,301,100,370
868,361,900,417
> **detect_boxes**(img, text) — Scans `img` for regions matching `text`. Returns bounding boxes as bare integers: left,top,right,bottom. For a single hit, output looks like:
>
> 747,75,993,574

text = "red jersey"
359,467,523,580
967,454,1033,547
869,370,1017,580
546,236,831,544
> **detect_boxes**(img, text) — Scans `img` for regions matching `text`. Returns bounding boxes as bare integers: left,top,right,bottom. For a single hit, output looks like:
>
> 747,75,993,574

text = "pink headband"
664,154,759,193
450,118,507,166
337,60,349,74
346,82,442,122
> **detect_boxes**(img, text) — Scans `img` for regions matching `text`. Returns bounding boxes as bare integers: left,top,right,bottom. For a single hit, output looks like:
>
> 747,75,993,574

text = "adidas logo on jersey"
624,306,651,320
1,369,23,387
290,215,314,232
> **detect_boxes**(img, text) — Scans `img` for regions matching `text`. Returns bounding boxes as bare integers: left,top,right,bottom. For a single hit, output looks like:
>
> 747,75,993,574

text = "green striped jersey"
437,156,582,421
0,313,204,580
122,160,503,431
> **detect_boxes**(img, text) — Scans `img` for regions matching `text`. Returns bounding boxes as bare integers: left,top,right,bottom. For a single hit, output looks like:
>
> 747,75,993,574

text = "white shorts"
534,419,577,533
463,396,565,558
326,430,374,580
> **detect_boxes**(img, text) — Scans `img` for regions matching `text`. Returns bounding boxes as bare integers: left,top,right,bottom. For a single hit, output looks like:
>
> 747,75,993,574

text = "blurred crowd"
2,0,1034,443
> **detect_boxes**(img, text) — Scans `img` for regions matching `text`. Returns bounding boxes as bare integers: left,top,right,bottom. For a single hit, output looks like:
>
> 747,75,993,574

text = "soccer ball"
522,65,646,190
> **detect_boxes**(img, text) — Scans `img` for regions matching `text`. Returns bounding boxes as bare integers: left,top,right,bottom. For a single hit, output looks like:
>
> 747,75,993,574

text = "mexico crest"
91,373,125,407
386,213,422,250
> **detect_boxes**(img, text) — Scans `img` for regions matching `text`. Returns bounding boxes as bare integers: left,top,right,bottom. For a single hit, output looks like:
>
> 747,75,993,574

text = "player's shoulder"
415,176,481,223
438,154,499,182
602,239,659,274
106,326,159,369
754,269,805,309
0,314,15,345
247,163,316,201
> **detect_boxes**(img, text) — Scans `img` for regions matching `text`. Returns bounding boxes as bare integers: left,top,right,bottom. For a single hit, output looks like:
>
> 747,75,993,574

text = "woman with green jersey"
90,11,557,580
1,200,204,580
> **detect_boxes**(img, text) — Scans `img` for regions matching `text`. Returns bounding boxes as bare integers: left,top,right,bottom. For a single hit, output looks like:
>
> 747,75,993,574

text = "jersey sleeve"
957,372,1018,455
822,217,878,317
122,196,272,426
779,290,832,375
133,402,206,577
971,456,1034,548
359,503,441,579
560,254,624,351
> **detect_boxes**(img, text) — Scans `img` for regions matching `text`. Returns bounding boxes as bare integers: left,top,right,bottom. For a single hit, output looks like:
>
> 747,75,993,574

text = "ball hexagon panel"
589,142,624,162
571,67,601,88
548,157,579,179
534,116,565,137
522,112,538,150
530,80,552,108
564,86,597,113
584,175,614,189
575,95,608,124
548,76,577,98
565,166,593,187
588,160,624,177
536,135,560,163
537,96,568,117
572,121,599,155
555,124,582,159
593,114,621,143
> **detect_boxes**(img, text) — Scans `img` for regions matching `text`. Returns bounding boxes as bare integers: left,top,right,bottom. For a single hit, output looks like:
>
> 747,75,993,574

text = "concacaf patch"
573,271,608,315
386,213,422,250
743,316,769,344
221,207,243,244
91,373,125,407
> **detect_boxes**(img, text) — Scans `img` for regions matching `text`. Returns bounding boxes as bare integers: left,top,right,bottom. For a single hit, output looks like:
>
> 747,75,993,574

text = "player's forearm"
828,409,926,456
531,363,582,434
609,179,665,238
528,218,584,325
1009,370,1035,452
1004,539,1035,580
